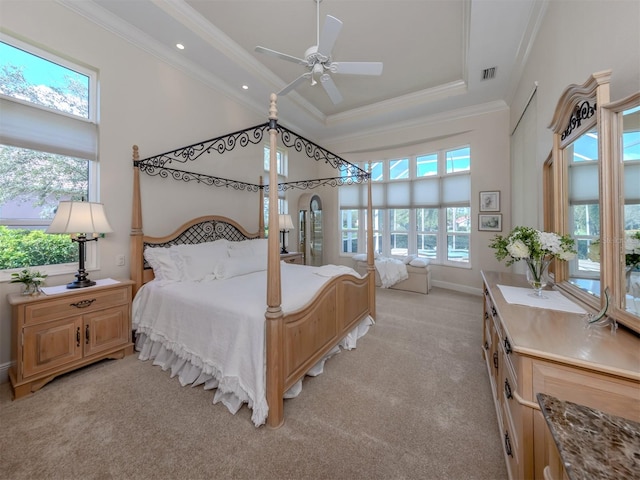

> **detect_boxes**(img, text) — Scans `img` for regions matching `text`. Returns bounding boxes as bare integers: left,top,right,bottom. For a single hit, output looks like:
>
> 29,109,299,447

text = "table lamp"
46,201,113,288
279,214,294,254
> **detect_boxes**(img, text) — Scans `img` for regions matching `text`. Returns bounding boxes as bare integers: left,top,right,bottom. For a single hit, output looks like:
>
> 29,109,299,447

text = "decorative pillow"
171,239,230,281
214,255,267,280
227,238,268,257
409,257,430,268
144,247,182,284
403,254,417,264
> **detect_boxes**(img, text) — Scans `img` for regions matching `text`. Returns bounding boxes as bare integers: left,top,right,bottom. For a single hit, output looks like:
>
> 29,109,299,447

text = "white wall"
509,0,640,205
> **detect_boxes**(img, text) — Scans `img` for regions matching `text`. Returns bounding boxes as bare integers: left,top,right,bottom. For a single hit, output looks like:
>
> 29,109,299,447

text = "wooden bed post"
366,168,376,319
265,94,285,429
130,145,144,297
258,176,265,238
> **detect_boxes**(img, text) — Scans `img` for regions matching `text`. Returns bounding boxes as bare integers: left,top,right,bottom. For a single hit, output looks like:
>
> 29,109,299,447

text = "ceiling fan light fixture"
254,1,382,105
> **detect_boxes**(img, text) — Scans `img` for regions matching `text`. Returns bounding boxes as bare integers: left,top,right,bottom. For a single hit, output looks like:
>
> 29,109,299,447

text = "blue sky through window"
0,41,87,91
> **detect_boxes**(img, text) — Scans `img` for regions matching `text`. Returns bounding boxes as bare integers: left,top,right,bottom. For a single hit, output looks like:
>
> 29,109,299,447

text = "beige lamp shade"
46,201,113,235
279,214,294,231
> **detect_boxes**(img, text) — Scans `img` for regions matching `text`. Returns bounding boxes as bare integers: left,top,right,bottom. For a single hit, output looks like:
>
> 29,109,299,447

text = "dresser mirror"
603,92,640,332
565,125,601,296
548,70,610,313
547,70,640,334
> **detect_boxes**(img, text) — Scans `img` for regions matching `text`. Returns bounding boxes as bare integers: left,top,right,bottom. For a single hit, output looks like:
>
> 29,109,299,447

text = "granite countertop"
537,393,640,480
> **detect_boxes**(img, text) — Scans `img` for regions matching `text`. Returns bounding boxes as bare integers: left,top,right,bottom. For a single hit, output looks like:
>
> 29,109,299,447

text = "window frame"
339,145,471,267
0,34,99,280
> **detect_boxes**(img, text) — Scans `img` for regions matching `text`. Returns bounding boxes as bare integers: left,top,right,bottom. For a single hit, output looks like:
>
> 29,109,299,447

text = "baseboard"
432,279,483,296
0,361,12,384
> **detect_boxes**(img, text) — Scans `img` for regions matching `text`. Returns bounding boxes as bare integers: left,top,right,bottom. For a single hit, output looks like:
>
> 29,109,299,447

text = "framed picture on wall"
478,214,502,232
479,191,500,212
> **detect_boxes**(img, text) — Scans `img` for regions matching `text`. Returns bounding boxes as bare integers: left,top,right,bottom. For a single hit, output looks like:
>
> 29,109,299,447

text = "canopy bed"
130,94,375,428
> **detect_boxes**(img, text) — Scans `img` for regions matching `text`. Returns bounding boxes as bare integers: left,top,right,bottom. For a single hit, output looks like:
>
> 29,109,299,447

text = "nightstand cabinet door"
23,316,83,378
84,304,129,357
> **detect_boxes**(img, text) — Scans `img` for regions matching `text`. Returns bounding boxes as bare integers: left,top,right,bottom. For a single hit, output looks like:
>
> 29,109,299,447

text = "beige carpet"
0,287,507,480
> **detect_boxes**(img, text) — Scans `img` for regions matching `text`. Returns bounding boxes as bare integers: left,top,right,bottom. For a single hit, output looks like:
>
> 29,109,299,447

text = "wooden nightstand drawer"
23,285,130,325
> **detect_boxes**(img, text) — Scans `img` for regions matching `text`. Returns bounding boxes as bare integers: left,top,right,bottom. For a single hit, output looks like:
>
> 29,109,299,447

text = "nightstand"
7,278,134,399
280,252,304,265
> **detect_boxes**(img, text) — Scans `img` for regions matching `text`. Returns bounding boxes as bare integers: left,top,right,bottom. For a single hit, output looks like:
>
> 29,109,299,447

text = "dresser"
8,279,134,399
280,252,304,265
481,271,640,480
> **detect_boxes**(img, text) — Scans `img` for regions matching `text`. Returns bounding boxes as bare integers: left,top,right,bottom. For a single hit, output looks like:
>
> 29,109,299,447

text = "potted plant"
10,268,48,295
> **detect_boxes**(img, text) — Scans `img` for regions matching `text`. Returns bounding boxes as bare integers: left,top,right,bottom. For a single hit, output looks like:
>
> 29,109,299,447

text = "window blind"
339,174,470,209
0,97,98,161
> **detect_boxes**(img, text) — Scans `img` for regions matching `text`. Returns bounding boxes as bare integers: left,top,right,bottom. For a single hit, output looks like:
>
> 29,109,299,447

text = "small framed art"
478,214,502,232
479,191,500,212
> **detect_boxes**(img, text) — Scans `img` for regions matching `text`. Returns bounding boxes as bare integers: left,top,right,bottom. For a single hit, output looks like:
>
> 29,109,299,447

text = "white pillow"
171,239,230,281
144,247,182,284
215,255,267,279
403,254,417,264
228,238,268,257
352,253,367,262
409,257,429,268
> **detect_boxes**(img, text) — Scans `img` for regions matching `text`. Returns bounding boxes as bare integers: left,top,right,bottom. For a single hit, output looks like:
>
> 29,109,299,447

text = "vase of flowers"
10,269,48,296
489,226,576,298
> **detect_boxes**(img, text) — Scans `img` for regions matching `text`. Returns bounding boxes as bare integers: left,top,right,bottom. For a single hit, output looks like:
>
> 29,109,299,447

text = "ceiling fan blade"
330,62,384,76
255,46,308,66
317,15,343,58
320,75,343,105
278,72,312,96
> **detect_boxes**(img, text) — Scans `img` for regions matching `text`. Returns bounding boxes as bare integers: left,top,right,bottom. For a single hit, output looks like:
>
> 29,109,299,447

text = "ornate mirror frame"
547,71,611,318
602,91,640,334
547,70,640,334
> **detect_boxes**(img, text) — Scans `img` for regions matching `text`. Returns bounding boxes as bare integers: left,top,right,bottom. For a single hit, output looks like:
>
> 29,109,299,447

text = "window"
263,145,288,236
339,146,471,266
0,34,98,275
264,145,287,176
567,132,600,278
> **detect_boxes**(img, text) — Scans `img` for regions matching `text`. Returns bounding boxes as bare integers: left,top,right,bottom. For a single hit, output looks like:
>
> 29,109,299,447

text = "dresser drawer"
501,404,521,480
24,286,130,326
531,360,640,421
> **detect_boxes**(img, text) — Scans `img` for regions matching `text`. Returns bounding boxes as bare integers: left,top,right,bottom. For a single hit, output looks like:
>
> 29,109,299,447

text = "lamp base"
67,267,95,289
67,278,96,289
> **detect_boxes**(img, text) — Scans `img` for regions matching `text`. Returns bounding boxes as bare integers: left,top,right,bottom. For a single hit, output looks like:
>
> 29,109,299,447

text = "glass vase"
21,283,41,296
525,257,552,298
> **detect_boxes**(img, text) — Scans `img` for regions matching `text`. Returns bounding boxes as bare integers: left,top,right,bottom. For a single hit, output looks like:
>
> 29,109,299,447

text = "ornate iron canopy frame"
134,122,370,191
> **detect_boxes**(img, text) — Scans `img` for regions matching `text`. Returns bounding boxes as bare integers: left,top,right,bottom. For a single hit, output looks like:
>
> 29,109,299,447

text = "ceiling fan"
254,0,383,105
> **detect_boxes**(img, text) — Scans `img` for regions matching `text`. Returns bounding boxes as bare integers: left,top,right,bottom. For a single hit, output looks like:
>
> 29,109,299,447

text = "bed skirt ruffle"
134,315,374,426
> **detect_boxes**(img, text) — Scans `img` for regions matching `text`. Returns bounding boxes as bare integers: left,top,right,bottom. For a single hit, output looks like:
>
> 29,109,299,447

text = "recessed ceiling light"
242,85,249,90
176,43,185,50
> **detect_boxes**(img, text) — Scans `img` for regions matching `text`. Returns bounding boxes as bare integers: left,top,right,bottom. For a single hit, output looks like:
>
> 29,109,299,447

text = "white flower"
537,231,561,254
557,250,576,261
507,239,530,259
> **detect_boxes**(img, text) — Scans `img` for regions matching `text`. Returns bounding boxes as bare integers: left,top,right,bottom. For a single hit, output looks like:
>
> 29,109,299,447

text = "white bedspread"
132,262,372,427
374,257,409,288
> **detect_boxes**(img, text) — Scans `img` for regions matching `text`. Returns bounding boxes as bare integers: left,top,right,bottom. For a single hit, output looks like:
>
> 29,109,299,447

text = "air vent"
482,67,497,81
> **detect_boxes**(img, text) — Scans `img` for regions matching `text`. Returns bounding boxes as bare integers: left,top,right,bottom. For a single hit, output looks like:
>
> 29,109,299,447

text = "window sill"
0,263,91,283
